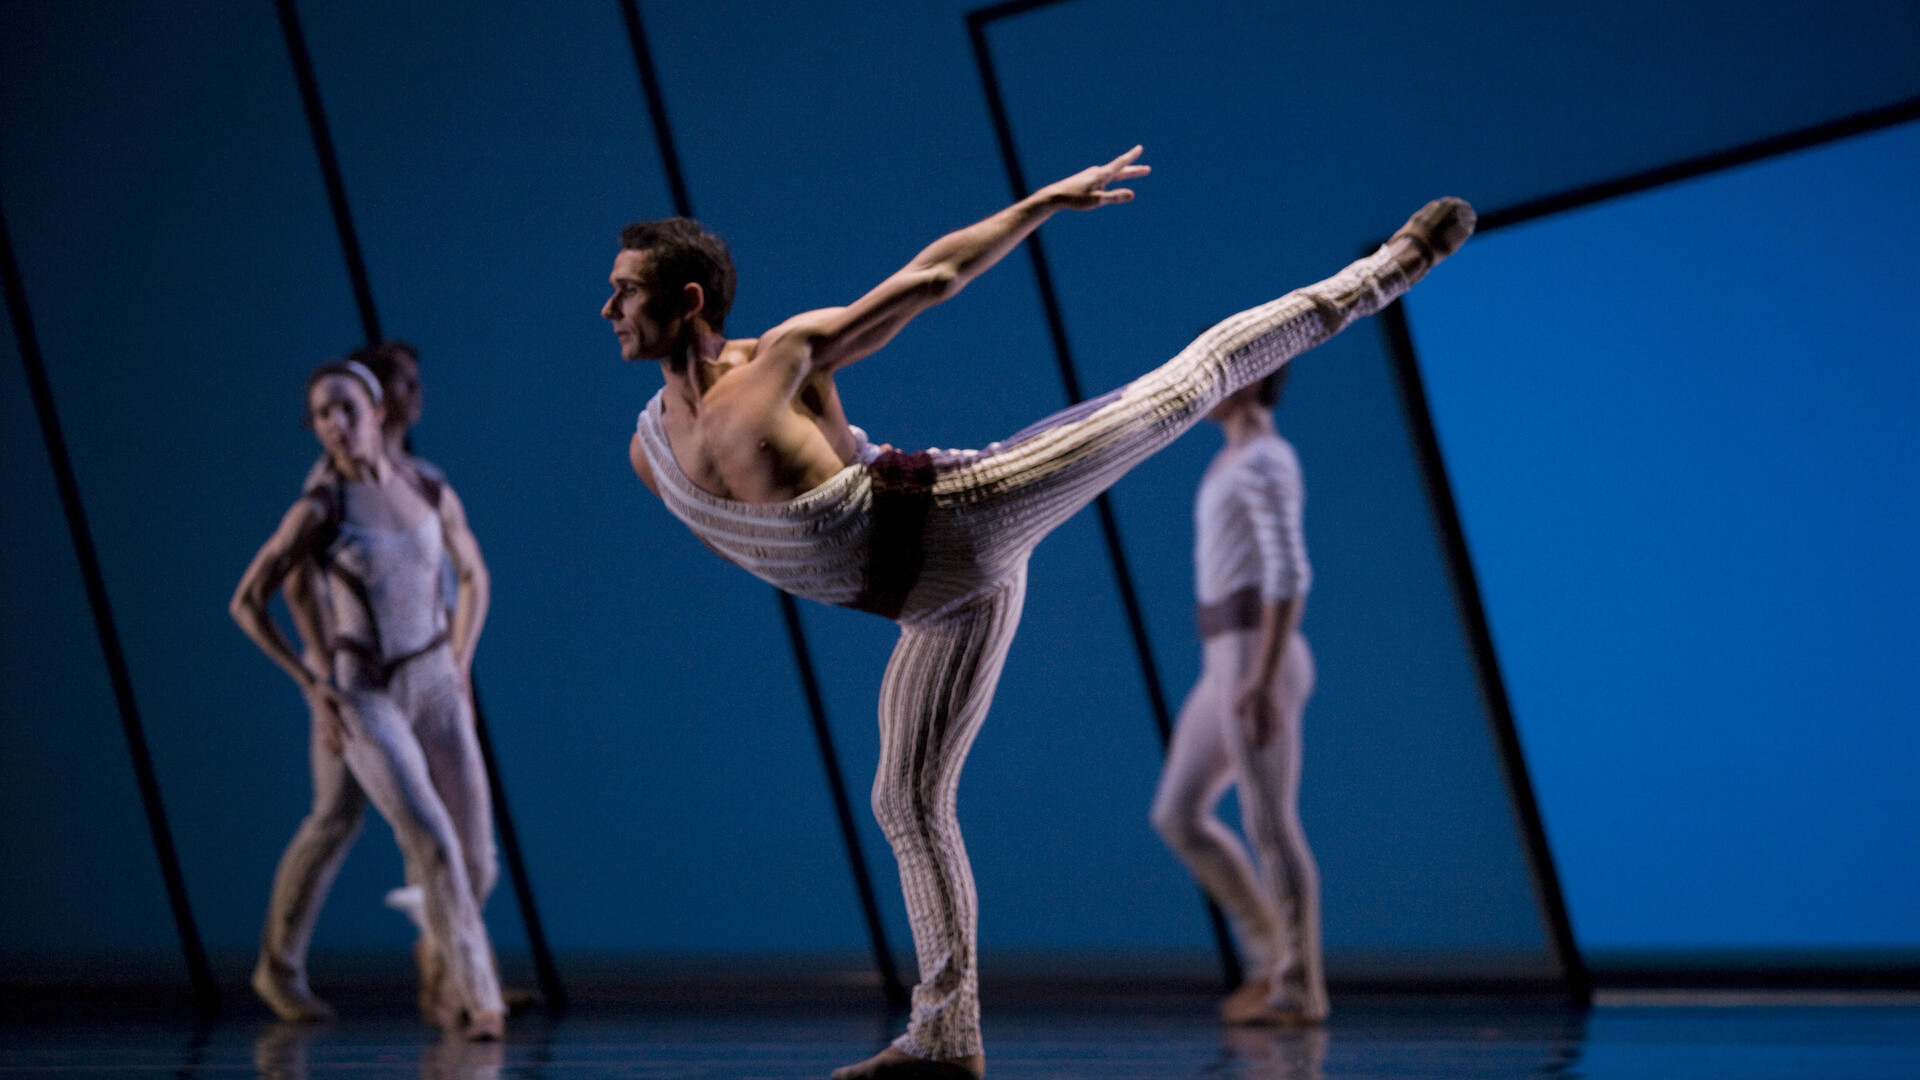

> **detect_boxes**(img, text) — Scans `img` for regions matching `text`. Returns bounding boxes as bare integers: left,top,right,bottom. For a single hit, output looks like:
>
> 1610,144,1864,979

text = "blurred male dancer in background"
609,145,1471,1077
1153,366,1327,1027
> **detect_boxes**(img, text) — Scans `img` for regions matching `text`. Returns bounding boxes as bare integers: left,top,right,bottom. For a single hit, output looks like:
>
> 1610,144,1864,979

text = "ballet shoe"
1223,976,1327,1027
461,1008,506,1042
415,937,461,1030
1388,196,1476,281
384,884,427,930
830,1045,985,1079
251,959,336,1023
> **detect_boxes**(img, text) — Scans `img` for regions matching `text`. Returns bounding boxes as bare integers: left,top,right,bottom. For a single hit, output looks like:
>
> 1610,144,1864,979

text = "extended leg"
936,199,1474,561
836,568,1027,1079
254,715,367,1022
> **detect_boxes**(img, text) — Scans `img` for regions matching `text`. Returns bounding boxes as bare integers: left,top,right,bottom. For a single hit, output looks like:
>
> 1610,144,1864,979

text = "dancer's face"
604,249,675,362
383,353,423,433
308,375,385,467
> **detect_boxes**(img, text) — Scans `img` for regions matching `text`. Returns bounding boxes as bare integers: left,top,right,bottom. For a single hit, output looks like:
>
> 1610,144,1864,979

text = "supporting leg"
837,568,1028,1078
340,687,504,1038
254,716,367,1022
1152,652,1284,983
1228,633,1326,1023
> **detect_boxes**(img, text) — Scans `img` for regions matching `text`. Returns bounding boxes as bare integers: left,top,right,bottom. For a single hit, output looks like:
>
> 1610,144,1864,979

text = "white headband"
340,359,384,406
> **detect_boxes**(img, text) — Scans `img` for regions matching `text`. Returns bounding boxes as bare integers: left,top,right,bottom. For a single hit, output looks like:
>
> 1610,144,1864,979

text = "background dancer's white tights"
1152,630,1325,1019
259,647,500,1017
873,241,1414,1059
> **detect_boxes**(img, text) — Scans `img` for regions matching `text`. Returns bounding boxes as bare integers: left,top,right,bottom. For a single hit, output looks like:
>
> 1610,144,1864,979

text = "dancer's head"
1208,367,1288,424
605,217,736,370
305,359,387,468
348,340,423,434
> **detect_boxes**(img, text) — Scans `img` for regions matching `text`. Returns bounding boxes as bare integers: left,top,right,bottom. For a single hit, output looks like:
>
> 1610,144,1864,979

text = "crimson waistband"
843,449,937,620
1196,585,1264,641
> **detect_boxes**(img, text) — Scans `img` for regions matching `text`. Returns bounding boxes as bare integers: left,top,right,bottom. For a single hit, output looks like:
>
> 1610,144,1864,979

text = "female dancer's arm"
438,483,489,685
232,496,353,747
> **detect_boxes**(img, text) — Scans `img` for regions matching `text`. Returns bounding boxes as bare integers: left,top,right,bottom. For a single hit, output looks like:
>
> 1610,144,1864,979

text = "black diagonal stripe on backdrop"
274,0,566,1011
616,0,910,1011
967,0,1245,991
1,200,220,1018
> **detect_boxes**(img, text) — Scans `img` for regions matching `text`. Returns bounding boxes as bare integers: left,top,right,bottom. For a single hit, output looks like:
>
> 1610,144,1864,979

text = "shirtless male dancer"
234,358,503,1039
610,146,1472,1078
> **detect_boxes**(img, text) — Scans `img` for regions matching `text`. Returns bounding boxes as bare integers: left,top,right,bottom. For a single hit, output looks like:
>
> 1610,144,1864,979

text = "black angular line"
1480,94,1920,233
1,199,220,1018
968,0,1242,990
275,0,566,1008
616,0,909,1009
1377,301,1590,1004
274,0,381,344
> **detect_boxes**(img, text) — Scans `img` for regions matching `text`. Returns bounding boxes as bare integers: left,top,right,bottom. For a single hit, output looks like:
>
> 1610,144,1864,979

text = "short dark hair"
619,217,736,334
347,340,420,389
1255,366,1290,408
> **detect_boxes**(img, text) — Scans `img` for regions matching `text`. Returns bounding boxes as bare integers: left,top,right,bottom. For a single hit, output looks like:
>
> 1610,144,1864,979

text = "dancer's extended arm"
232,497,354,746
759,146,1151,383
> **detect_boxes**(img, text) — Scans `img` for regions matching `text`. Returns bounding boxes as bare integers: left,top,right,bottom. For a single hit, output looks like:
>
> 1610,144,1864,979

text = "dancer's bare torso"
615,147,1151,508
631,332,865,505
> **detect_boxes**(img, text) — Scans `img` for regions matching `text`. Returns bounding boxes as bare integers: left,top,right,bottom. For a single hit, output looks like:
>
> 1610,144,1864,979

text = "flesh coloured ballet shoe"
830,1045,986,1079
1387,196,1477,280
251,961,336,1023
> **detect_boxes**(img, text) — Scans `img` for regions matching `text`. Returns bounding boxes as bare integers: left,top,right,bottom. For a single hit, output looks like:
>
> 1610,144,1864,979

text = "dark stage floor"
4,992,1918,1079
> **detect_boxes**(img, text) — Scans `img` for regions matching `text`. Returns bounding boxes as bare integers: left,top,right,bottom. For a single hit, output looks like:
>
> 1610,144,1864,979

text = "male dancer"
609,147,1472,1077
254,343,497,1030
1153,367,1327,1027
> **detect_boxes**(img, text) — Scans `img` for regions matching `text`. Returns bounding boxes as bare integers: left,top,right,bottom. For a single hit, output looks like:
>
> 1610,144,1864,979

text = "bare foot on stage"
830,1046,986,1079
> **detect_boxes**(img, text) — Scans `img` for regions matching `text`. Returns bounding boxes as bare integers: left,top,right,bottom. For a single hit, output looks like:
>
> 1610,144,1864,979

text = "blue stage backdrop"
1404,120,1920,959
2,0,1916,984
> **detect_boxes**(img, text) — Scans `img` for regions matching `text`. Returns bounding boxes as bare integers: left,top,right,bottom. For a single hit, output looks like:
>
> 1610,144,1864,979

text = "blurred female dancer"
1152,367,1327,1026
232,358,502,1039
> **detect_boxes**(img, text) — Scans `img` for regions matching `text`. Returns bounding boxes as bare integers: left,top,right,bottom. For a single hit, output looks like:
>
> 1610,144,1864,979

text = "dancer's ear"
680,281,706,324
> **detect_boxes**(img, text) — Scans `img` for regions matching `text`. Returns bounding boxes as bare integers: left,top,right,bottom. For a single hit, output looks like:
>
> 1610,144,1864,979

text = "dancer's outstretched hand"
1039,145,1151,210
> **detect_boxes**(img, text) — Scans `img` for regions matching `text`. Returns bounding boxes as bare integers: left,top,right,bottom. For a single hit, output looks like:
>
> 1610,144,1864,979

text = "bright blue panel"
1405,121,1920,950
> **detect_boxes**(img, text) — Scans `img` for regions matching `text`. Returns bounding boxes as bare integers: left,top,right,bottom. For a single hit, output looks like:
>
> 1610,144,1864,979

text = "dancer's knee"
1150,791,1206,852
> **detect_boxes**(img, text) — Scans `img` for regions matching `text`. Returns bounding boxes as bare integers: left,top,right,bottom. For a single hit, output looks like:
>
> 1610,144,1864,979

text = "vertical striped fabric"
638,239,1419,1058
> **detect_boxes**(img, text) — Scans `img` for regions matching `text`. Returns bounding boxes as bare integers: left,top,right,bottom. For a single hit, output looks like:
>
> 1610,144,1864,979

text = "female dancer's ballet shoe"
1222,978,1327,1027
830,1046,986,1079
251,960,336,1023
461,1008,506,1042
1387,197,1477,281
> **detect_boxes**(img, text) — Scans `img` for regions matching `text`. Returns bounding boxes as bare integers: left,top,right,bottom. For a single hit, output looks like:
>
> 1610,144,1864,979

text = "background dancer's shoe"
251,959,335,1023
831,1046,985,1079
